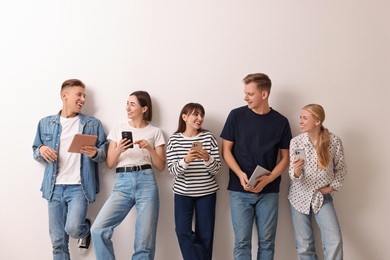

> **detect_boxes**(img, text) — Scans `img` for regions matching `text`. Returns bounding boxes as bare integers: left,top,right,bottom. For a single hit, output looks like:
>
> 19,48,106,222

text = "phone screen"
121,131,134,148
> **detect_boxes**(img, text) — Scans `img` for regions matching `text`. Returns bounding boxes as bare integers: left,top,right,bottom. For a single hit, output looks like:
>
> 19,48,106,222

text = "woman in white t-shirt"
288,104,347,260
91,91,166,260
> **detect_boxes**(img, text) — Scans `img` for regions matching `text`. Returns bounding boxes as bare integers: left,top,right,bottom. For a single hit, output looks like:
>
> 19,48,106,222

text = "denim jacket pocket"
41,134,53,145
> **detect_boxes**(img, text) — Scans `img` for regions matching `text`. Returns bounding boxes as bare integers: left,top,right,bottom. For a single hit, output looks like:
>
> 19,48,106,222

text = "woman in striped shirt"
166,103,221,260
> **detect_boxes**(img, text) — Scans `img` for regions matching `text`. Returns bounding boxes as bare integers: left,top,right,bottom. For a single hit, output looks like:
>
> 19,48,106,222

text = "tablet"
247,165,271,187
68,134,98,153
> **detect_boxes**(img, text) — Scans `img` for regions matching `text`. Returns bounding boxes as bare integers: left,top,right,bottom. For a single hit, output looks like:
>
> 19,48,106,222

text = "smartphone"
191,142,203,150
121,131,134,148
294,149,306,162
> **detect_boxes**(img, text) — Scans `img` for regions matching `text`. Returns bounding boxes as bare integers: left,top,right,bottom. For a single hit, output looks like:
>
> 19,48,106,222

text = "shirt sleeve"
203,133,222,175
166,137,187,177
289,137,303,181
32,120,45,163
154,128,166,148
220,110,235,141
280,119,292,149
330,137,347,191
91,119,108,163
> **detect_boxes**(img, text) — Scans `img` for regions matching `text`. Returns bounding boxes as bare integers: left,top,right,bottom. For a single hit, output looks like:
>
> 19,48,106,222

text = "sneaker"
78,219,91,249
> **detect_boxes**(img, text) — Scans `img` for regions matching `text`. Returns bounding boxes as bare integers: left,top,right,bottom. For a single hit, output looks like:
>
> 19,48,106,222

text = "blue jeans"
290,195,343,260
91,169,159,260
174,193,216,260
230,191,279,260
48,185,89,260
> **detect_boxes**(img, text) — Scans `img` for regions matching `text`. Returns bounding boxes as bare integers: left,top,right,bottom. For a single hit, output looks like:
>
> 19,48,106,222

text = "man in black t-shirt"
221,73,292,260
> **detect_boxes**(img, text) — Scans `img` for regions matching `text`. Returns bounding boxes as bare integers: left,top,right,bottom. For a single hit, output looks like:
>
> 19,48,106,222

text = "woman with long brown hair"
166,102,221,260
91,91,165,260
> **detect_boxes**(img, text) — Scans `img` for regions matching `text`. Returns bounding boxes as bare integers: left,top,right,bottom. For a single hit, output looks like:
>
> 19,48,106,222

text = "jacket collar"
52,111,90,124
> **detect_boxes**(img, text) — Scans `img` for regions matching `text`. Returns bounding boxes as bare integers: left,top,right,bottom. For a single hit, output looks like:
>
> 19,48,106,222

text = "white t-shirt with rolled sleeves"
107,122,165,168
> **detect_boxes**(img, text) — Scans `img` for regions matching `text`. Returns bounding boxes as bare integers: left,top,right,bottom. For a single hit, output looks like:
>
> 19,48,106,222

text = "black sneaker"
78,219,91,249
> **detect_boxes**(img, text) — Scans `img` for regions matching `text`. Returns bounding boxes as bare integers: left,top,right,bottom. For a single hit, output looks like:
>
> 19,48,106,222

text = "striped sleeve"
166,133,190,177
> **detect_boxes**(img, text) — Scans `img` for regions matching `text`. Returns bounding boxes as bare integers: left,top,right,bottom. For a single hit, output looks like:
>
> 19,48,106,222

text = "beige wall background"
1,0,389,259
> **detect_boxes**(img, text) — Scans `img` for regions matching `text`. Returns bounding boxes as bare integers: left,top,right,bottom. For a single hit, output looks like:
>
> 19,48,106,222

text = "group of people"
32,73,347,260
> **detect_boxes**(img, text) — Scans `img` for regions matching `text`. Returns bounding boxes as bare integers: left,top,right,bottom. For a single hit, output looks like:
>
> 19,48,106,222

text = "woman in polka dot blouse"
288,104,347,260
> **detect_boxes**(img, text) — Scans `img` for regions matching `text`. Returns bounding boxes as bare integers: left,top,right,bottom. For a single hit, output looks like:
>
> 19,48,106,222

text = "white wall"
1,1,389,259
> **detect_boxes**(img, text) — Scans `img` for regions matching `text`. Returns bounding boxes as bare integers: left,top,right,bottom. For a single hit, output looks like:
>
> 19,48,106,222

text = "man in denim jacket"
32,79,108,260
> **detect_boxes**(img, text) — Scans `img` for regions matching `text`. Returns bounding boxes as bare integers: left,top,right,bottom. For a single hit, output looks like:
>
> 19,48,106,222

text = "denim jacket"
32,112,108,203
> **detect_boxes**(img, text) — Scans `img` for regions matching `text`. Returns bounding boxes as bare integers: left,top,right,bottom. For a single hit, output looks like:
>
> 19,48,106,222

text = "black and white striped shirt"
166,131,221,197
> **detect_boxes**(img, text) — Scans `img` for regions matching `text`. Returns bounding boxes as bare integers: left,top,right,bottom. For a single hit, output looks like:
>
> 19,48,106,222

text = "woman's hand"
292,158,304,178
197,148,210,161
116,138,133,153
318,185,335,195
184,148,210,163
134,139,152,151
136,140,166,172
184,148,200,163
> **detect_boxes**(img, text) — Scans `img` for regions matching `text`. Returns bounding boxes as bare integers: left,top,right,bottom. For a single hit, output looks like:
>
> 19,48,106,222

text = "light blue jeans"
91,169,159,260
290,194,343,260
48,185,89,260
230,191,279,260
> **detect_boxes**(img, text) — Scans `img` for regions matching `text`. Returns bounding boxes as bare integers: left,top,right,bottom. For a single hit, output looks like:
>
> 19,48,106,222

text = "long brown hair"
303,104,330,169
175,103,206,133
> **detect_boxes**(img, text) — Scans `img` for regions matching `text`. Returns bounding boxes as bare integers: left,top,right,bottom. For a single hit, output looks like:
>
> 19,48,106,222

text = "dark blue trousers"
174,193,216,260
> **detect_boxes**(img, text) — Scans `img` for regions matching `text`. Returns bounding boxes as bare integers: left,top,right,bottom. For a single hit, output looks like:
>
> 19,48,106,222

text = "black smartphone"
121,131,134,148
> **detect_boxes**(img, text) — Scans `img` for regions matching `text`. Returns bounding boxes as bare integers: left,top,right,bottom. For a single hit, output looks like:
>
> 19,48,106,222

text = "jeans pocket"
323,193,333,202
113,173,132,191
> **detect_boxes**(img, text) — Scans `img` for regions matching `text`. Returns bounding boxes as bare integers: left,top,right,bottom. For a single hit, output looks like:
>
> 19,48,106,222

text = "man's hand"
245,175,272,193
80,145,98,158
39,145,58,163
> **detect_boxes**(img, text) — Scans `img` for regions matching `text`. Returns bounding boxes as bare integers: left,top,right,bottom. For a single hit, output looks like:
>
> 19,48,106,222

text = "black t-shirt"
220,106,292,193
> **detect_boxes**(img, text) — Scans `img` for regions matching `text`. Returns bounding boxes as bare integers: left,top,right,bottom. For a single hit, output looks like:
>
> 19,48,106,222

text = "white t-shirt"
56,116,81,184
107,121,165,168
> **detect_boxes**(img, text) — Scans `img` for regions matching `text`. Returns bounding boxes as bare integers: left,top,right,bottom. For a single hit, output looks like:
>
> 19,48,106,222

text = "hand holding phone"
121,131,134,148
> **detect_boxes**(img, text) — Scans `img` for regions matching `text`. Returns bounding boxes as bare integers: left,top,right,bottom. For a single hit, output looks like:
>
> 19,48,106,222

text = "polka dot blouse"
288,131,347,214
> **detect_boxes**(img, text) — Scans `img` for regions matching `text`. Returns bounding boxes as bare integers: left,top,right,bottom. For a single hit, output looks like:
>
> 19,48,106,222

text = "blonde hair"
302,104,330,169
